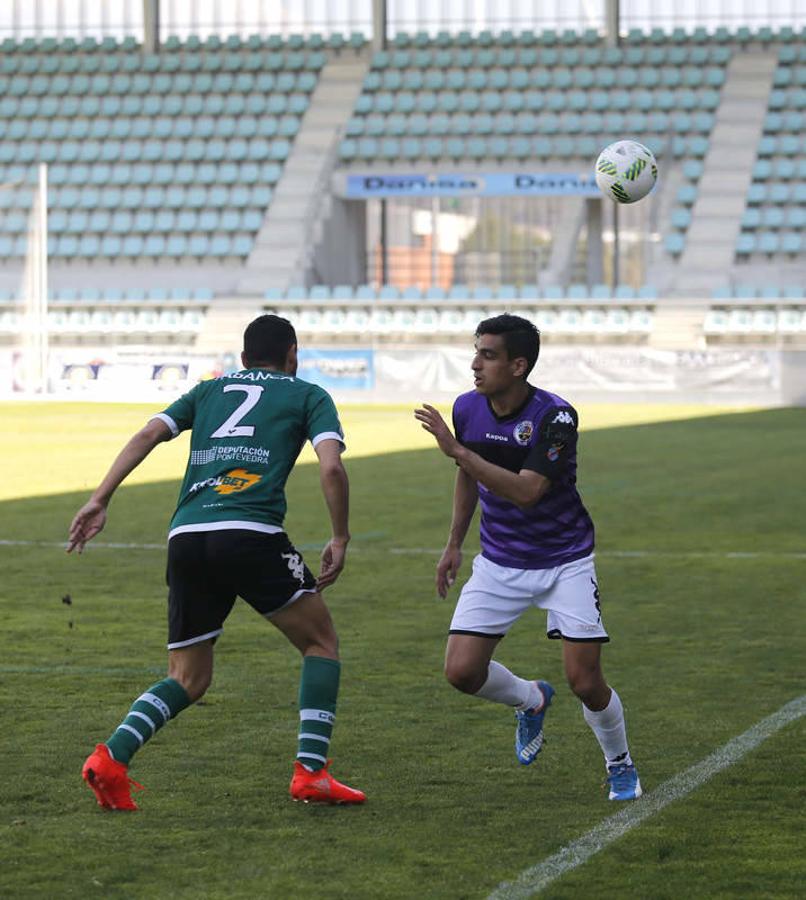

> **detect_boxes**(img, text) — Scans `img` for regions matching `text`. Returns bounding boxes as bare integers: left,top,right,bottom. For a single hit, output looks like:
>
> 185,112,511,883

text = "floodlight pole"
143,0,160,52
606,0,620,290
374,2,389,288
431,196,440,289
37,163,48,394
605,0,620,47
380,200,389,287
372,0,387,52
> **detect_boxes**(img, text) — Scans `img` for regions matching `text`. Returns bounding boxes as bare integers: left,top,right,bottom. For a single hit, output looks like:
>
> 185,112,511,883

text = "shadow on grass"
1,407,803,553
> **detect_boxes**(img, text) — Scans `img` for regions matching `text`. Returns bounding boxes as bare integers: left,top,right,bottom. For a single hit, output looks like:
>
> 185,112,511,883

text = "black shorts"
166,530,317,649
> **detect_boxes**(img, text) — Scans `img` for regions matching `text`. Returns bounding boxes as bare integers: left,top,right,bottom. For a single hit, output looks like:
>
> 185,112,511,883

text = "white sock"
582,687,632,769
474,660,542,709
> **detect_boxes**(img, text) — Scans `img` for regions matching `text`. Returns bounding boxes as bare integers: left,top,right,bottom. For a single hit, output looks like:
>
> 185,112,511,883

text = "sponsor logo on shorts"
282,551,306,583
513,420,534,446
189,468,262,495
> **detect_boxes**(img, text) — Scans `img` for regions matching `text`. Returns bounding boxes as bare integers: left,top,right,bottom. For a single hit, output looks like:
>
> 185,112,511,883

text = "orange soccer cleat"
82,743,144,811
289,760,366,805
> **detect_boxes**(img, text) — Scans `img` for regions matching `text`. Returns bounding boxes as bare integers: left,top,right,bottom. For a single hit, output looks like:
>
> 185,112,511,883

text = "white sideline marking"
487,694,806,900
1,538,805,561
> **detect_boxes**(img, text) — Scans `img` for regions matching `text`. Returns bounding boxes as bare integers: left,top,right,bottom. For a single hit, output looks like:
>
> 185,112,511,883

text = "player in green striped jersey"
68,314,366,807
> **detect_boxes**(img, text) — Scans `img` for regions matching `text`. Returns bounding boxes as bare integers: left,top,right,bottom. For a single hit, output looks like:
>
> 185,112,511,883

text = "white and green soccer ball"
595,140,658,204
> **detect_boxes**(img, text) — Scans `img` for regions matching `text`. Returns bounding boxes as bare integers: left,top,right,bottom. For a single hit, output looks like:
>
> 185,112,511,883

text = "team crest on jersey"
513,420,534,446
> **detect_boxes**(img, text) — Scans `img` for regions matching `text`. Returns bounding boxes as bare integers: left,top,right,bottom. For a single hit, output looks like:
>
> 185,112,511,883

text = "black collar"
486,384,536,423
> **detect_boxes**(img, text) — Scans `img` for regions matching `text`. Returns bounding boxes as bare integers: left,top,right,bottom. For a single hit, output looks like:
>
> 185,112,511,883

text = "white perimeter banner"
374,346,781,396
0,345,788,402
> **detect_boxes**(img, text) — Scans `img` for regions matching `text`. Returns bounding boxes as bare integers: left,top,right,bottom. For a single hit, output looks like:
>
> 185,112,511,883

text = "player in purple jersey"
415,314,641,801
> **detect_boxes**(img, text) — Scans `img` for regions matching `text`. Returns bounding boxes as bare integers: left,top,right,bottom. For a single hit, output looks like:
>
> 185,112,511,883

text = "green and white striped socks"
105,678,191,765
297,656,341,772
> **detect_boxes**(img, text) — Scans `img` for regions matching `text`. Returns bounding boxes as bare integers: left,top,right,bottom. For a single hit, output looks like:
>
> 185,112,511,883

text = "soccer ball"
595,140,658,204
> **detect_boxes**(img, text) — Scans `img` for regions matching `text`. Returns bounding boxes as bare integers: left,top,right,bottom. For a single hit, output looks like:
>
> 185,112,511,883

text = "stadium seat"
665,234,685,256
777,308,803,332
727,308,753,333
703,309,728,334
751,310,777,333
437,308,468,334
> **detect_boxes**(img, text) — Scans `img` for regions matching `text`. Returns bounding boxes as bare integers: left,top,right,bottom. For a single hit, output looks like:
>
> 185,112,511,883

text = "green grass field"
1,403,804,899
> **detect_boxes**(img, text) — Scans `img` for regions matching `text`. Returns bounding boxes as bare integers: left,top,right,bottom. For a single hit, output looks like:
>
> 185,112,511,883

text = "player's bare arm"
437,468,478,598
67,418,172,554
315,437,350,590
415,403,550,509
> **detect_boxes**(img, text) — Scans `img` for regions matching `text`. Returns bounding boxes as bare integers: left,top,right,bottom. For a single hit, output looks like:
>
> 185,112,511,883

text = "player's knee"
566,669,604,705
170,668,212,703
303,635,339,659
300,620,339,658
444,659,485,694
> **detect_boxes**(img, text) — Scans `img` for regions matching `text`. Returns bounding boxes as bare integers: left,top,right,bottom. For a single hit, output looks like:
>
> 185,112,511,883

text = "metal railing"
0,0,802,40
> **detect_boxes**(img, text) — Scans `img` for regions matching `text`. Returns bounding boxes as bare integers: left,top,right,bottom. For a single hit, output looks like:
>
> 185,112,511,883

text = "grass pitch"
0,403,804,899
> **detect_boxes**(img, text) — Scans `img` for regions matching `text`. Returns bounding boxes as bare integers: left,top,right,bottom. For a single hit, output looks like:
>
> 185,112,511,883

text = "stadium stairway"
673,51,778,296
538,198,585,288
193,297,262,355
237,53,368,294
646,304,709,348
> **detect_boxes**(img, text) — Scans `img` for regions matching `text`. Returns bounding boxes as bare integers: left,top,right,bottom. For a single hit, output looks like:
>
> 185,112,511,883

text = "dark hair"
243,314,297,368
475,313,540,378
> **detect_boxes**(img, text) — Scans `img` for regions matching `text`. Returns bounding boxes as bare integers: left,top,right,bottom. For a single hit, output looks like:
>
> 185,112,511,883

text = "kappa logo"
189,468,261,495
552,410,574,425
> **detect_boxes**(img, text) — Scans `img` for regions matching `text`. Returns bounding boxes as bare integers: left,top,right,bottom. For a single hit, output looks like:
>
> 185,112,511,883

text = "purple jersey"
452,386,594,570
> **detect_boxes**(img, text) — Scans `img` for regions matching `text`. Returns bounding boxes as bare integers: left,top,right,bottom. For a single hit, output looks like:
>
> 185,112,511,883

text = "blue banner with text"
298,349,374,391
346,172,599,198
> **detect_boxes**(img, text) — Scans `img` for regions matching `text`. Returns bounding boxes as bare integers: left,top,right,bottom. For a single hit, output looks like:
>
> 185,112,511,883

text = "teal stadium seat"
665,234,685,256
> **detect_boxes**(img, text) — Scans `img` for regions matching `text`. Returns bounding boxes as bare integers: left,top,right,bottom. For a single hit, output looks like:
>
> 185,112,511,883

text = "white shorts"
449,553,609,643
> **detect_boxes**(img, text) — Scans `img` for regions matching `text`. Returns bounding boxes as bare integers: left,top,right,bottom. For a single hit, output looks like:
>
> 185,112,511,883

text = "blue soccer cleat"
514,681,555,765
606,763,643,800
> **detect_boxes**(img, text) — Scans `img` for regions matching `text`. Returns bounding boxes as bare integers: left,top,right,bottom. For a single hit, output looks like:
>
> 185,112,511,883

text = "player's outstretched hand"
317,538,347,590
436,546,463,599
67,499,108,554
414,404,461,459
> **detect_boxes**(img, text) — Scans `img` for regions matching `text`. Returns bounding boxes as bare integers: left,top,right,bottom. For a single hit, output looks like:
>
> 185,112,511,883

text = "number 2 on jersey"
210,385,264,438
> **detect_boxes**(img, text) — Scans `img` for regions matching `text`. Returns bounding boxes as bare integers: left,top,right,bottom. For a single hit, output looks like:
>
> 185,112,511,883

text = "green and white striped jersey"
154,369,344,539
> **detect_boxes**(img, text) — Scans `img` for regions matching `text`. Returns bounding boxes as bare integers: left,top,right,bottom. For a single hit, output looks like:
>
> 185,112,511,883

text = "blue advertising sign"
346,172,599,198
297,349,374,391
